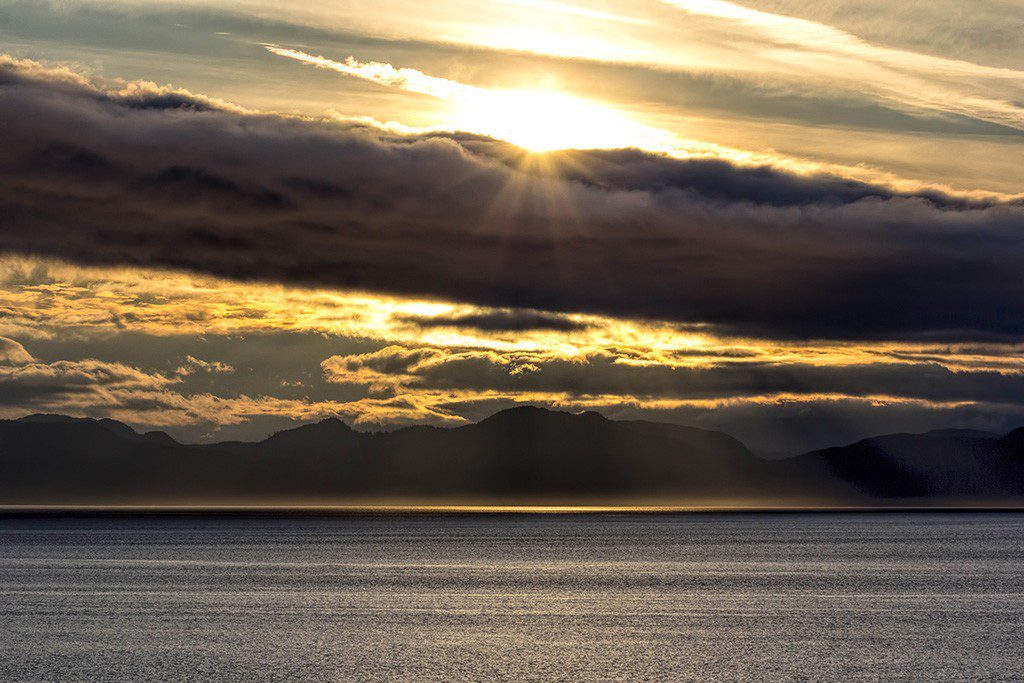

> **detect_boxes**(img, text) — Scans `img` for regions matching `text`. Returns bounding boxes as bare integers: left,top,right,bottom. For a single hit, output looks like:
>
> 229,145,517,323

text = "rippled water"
1,513,1022,681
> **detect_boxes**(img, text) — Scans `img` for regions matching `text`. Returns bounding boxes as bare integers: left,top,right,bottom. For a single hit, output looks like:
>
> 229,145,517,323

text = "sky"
1,0,1024,453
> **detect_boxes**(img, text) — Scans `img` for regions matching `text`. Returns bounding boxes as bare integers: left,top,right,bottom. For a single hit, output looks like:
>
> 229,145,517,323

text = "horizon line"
3,504,1023,515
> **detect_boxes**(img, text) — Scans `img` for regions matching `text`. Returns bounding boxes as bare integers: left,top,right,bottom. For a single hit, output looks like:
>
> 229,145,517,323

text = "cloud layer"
2,57,1024,342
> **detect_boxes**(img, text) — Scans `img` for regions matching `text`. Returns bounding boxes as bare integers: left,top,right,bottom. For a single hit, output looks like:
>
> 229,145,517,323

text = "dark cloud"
3,57,1024,341
0,339,173,409
527,148,996,208
400,309,589,332
322,344,1024,405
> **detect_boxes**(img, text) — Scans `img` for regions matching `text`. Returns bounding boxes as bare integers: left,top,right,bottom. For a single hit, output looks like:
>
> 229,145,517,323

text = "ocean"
1,512,1022,681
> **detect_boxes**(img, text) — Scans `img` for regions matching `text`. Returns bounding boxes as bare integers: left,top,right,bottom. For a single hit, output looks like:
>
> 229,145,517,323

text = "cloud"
264,46,475,100
316,342,1024,452
0,335,348,431
176,355,235,376
321,344,1024,406
10,251,1024,449
3,57,1024,341
400,309,589,332
495,0,650,25
660,0,1024,131
0,350,177,413
2,326,1023,451
0,337,33,364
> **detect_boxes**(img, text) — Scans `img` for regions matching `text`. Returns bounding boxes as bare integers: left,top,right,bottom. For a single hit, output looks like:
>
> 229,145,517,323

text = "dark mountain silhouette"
0,407,1021,506
792,429,1024,500
15,414,180,445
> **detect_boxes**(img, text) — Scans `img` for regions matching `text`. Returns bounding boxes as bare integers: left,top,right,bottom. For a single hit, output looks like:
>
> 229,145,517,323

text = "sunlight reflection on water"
1,513,1022,681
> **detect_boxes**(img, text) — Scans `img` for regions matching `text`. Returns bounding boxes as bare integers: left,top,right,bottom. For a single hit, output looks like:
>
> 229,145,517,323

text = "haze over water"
1,513,1022,681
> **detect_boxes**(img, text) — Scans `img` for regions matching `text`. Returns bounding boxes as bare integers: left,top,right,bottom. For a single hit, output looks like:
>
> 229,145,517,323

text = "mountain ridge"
0,408,1021,506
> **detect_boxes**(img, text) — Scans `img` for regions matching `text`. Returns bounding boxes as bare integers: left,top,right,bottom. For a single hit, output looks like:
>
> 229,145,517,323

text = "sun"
265,45,671,154
448,88,669,152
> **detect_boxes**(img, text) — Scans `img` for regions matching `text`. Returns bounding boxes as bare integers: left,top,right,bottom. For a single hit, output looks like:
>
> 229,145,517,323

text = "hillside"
0,408,1021,505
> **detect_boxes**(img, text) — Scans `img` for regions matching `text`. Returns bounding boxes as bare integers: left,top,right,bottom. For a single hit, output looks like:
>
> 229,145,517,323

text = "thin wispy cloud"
661,0,1024,131
264,46,476,100
494,0,651,26
662,0,1024,78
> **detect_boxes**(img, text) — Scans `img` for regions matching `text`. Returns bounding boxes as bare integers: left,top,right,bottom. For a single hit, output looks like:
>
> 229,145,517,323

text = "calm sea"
1,513,1022,681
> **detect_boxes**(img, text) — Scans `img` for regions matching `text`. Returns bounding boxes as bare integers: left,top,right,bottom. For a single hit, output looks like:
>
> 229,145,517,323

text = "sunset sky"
2,0,1024,453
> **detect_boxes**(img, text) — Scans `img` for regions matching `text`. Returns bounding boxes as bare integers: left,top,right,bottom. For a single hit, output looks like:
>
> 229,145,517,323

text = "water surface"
1,513,1022,681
